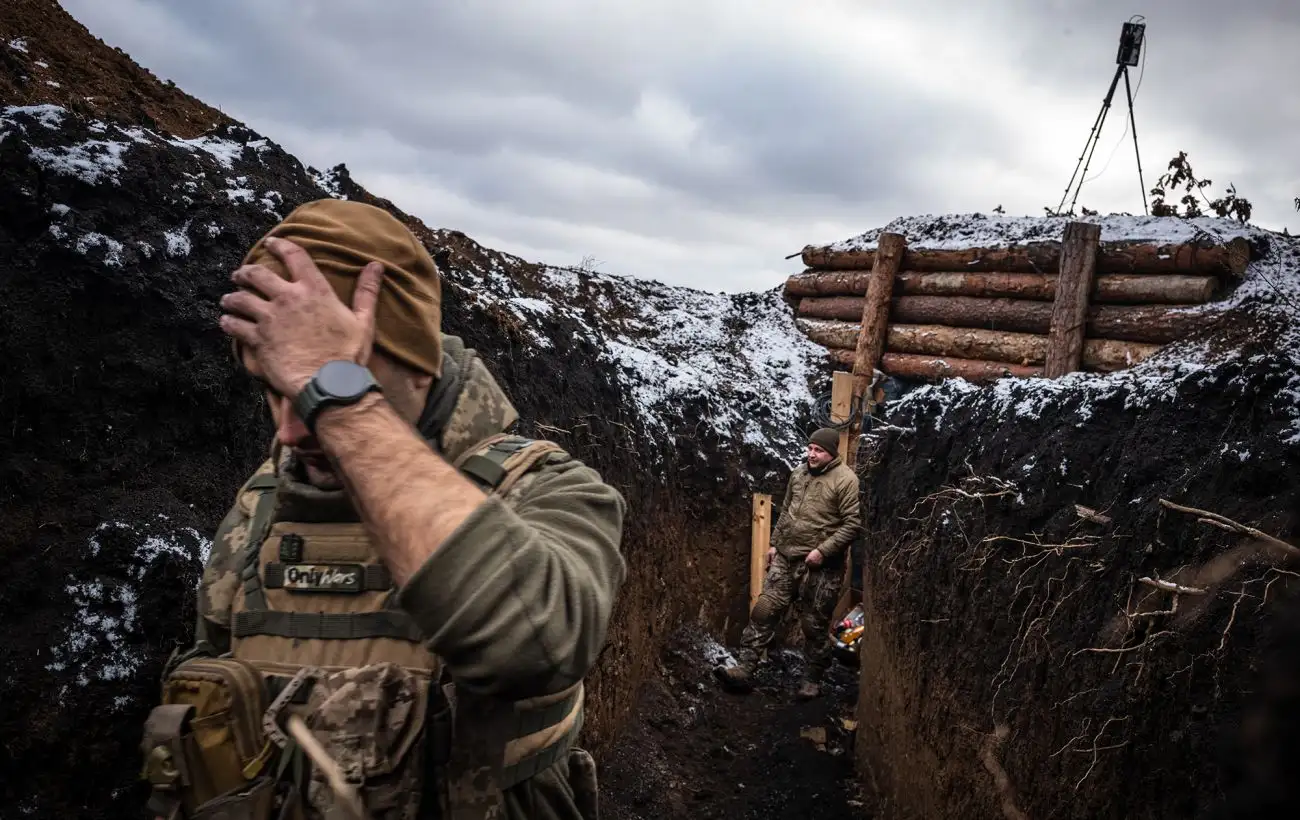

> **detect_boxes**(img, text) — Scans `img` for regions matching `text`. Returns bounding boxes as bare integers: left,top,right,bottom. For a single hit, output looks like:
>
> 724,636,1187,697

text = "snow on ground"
45,517,209,706
823,212,1259,251
448,253,827,467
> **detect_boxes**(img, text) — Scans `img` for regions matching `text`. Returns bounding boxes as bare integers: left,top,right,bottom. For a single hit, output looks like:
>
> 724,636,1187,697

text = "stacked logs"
785,234,1252,383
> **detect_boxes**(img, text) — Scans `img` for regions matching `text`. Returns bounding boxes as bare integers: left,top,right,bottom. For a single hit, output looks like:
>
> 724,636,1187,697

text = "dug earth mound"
0,4,828,815
844,215,1300,819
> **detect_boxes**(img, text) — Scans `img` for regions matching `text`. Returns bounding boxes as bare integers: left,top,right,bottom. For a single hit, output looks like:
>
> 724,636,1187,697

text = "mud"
599,625,869,820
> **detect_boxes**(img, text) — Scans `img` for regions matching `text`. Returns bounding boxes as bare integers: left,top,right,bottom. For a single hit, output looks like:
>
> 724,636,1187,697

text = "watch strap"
293,362,380,434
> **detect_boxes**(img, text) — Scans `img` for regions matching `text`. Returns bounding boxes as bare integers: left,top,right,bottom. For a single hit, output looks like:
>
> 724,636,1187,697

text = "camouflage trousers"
738,551,842,681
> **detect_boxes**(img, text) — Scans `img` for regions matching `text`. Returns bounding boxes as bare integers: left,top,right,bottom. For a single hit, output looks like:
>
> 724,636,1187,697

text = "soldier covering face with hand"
140,199,627,820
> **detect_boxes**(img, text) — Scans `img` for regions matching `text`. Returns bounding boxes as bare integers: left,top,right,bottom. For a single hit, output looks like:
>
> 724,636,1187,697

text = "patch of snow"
8,37,29,53
73,232,126,267
170,134,246,169
701,637,738,669
2,104,65,128
35,60,49,68
310,166,348,199
47,521,209,704
137,242,154,259
45,80,60,88
48,202,70,216
825,212,1258,252
28,137,131,185
163,223,192,257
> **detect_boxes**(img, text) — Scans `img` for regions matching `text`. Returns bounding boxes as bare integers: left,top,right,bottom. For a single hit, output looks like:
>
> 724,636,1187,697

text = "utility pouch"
298,662,430,820
145,657,275,817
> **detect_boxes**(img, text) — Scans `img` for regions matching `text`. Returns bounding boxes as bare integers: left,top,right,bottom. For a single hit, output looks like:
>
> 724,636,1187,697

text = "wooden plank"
830,370,854,464
750,493,771,612
1045,221,1102,377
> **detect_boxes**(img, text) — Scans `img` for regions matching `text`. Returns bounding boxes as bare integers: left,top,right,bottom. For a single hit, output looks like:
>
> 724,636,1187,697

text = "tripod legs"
1057,64,1144,216
1123,67,1148,215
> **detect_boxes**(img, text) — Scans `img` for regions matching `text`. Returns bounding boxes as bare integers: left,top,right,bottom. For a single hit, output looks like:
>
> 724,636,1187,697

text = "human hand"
804,548,824,568
218,238,383,397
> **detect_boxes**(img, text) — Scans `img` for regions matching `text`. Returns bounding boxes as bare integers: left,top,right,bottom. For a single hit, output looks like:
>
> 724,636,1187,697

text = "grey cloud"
57,0,1300,292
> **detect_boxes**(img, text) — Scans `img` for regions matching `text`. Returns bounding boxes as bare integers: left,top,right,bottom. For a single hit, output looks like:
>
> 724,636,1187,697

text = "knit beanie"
809,427,840,458
239,199,443,376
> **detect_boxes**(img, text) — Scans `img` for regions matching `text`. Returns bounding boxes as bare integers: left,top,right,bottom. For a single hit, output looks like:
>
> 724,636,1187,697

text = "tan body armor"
142,435,588,820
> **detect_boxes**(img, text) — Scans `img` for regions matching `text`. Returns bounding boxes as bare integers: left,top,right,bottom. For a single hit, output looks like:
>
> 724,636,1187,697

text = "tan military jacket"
771,457,861,561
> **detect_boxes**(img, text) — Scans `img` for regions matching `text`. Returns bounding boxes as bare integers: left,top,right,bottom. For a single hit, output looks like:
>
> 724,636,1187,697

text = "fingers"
231,264,290,298
218,314,259,346
352,261,383,322
220,289,272,322
265,237,325,287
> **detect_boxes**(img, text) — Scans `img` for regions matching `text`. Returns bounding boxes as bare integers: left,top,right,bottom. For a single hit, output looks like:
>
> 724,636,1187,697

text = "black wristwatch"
293,360,382,433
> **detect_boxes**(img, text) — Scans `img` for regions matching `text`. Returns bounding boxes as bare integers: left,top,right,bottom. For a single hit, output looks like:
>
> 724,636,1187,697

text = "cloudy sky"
62,0,1300,293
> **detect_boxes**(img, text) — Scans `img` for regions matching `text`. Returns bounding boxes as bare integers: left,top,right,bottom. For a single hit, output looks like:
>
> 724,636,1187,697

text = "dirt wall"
853,306,1300,819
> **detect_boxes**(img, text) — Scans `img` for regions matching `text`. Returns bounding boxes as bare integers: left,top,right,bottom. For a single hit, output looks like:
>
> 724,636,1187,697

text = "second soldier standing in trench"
715,427,861,699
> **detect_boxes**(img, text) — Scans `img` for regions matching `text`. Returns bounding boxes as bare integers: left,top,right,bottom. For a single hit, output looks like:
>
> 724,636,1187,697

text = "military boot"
714,662,755,693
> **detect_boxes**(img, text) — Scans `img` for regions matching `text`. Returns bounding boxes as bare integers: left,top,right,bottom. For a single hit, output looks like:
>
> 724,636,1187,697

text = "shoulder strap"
456,434,563,497
235,472,282,614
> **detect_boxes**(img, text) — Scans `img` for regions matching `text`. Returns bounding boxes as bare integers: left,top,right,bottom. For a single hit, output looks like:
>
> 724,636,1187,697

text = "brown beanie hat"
809,427,840,457
240,199,443,377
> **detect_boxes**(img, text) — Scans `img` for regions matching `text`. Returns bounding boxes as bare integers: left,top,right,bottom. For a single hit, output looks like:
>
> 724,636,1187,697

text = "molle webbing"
499,684,585,790
234,478,427,643
458,435,560,496
232,609,426,641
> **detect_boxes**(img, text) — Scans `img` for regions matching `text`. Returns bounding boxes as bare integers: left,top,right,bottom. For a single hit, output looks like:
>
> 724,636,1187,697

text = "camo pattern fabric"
440,354,519,459
737,552,842,680
197,459,276,643
302,663,428,820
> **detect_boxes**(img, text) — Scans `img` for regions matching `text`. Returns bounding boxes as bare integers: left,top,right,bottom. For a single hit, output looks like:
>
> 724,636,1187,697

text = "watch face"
316,360,375,399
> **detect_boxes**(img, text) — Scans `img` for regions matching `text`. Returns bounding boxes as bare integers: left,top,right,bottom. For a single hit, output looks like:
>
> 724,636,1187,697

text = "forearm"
314,393,487,586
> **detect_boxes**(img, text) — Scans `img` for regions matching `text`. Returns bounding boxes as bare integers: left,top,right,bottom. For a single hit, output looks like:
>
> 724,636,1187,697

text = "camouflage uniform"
187,333,627,820
723,452,860,693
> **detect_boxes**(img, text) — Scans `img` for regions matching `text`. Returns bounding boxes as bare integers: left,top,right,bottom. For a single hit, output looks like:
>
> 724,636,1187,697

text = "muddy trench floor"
598,625,871,820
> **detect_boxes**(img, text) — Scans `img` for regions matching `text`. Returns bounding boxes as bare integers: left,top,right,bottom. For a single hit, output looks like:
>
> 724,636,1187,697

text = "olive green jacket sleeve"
397,455,627,700
815,466,861,560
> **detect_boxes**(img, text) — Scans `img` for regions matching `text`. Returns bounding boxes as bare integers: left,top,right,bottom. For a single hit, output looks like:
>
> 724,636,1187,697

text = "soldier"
715,427,861,699
141,199,626,820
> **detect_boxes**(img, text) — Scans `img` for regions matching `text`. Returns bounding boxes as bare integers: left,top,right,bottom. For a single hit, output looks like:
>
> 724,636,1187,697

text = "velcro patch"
278,563,364,593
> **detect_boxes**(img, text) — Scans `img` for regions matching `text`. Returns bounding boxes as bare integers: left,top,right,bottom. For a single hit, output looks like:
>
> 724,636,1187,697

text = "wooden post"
830,371,854,462
1045,222,1102,377
750,493,771,612
850,232,907,415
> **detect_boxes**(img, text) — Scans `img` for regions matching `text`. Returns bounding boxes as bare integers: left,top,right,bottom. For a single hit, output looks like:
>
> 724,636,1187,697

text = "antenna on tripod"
1056,16,1149,216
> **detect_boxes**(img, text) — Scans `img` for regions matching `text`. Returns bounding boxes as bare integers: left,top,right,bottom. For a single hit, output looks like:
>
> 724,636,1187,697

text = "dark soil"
600,625,870,820
855,318,1300,820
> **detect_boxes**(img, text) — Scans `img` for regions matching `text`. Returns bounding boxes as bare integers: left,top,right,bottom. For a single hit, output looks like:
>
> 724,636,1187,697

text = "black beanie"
809,427,839,458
